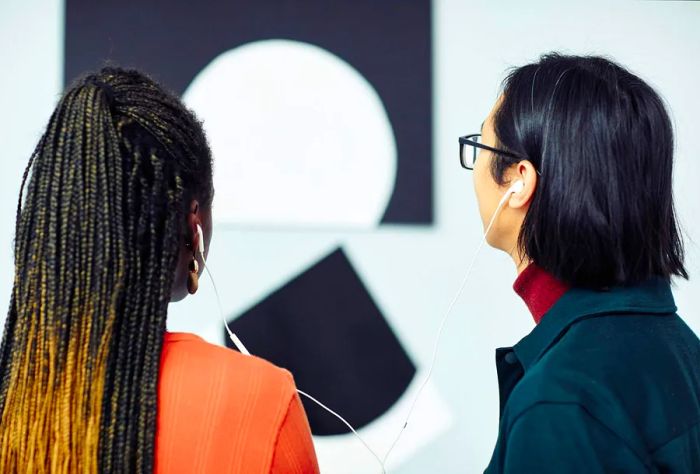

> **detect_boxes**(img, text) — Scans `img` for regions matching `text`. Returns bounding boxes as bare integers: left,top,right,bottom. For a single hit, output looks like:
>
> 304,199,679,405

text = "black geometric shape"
224,247,416,435
64,0,433,225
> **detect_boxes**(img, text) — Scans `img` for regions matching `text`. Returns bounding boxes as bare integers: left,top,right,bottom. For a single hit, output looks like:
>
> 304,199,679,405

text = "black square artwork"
225,248,416,435
64,0,433,224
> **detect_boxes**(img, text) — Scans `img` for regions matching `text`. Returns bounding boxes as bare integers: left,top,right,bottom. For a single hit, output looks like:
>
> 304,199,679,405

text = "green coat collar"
512,277,677,371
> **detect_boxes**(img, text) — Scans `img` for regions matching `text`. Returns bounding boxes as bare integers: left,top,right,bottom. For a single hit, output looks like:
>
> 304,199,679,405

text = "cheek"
472,158,492,225
472,159,508,249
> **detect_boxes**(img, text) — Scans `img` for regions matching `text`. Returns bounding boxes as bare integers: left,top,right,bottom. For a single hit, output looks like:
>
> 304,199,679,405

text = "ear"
507,160,537,209
186,200,202,250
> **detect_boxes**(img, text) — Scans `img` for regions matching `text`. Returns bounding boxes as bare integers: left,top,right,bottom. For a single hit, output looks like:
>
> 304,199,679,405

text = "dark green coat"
485,278,700,473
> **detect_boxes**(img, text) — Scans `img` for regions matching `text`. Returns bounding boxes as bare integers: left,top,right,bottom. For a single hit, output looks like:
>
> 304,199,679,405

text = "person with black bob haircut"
459,53,700,472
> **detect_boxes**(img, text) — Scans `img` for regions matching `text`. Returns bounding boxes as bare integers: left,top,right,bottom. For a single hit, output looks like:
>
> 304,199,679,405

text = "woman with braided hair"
0,67,319,473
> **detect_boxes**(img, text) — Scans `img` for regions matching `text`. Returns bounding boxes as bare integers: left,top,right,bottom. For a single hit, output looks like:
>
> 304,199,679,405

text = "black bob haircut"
492,53,687,288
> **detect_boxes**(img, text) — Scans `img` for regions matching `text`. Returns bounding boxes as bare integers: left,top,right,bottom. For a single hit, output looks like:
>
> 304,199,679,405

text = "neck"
509,245,531,275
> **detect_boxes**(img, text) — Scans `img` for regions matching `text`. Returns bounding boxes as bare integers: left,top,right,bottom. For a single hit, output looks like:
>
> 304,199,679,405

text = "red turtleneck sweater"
512,264,570,324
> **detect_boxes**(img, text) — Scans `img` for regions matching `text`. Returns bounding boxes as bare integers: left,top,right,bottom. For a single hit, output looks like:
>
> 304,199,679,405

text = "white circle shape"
184,39,397,229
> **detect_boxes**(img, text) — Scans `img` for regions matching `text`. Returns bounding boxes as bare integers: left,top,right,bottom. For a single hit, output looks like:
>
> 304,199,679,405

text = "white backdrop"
1,1,699,473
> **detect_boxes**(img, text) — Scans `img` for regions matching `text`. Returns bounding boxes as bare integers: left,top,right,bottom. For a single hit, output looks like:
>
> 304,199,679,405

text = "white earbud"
196,224,205,256
509,180,525,194
497,180,525,208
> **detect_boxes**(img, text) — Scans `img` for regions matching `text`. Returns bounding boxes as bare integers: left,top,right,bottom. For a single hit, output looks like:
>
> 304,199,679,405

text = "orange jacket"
155,332,320,473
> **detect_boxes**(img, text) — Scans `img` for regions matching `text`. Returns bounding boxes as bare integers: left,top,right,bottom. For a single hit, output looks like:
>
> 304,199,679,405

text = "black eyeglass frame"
458,134,523,170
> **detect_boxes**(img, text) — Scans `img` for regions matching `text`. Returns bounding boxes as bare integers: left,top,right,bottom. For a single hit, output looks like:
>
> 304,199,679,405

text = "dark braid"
0,67,213,473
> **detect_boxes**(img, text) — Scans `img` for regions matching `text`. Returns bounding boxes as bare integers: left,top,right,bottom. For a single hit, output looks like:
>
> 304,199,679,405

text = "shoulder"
502,319,636,431
156,333,302,472
504,313,700,447
514,312,693,396
160,332,297,408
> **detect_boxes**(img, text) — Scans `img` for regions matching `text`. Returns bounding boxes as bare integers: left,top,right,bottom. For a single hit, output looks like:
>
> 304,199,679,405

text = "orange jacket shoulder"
156,332,298,473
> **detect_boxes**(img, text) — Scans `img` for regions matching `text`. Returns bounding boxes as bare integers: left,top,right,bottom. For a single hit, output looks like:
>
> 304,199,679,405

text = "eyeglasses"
458,134,522,170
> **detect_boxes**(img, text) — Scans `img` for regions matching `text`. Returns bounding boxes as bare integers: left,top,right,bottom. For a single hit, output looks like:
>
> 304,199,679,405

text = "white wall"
0,0,64,337
1,1,698,472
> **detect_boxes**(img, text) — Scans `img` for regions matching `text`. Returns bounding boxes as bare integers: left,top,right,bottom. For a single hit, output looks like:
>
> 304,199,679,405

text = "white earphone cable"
199,248,385,472
296,389,387,473
200,254,250,356
196,181,519,473
380,187,513,466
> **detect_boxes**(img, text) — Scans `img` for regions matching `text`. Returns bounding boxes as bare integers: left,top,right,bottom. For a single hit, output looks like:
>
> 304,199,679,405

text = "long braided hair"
0,67,213,472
